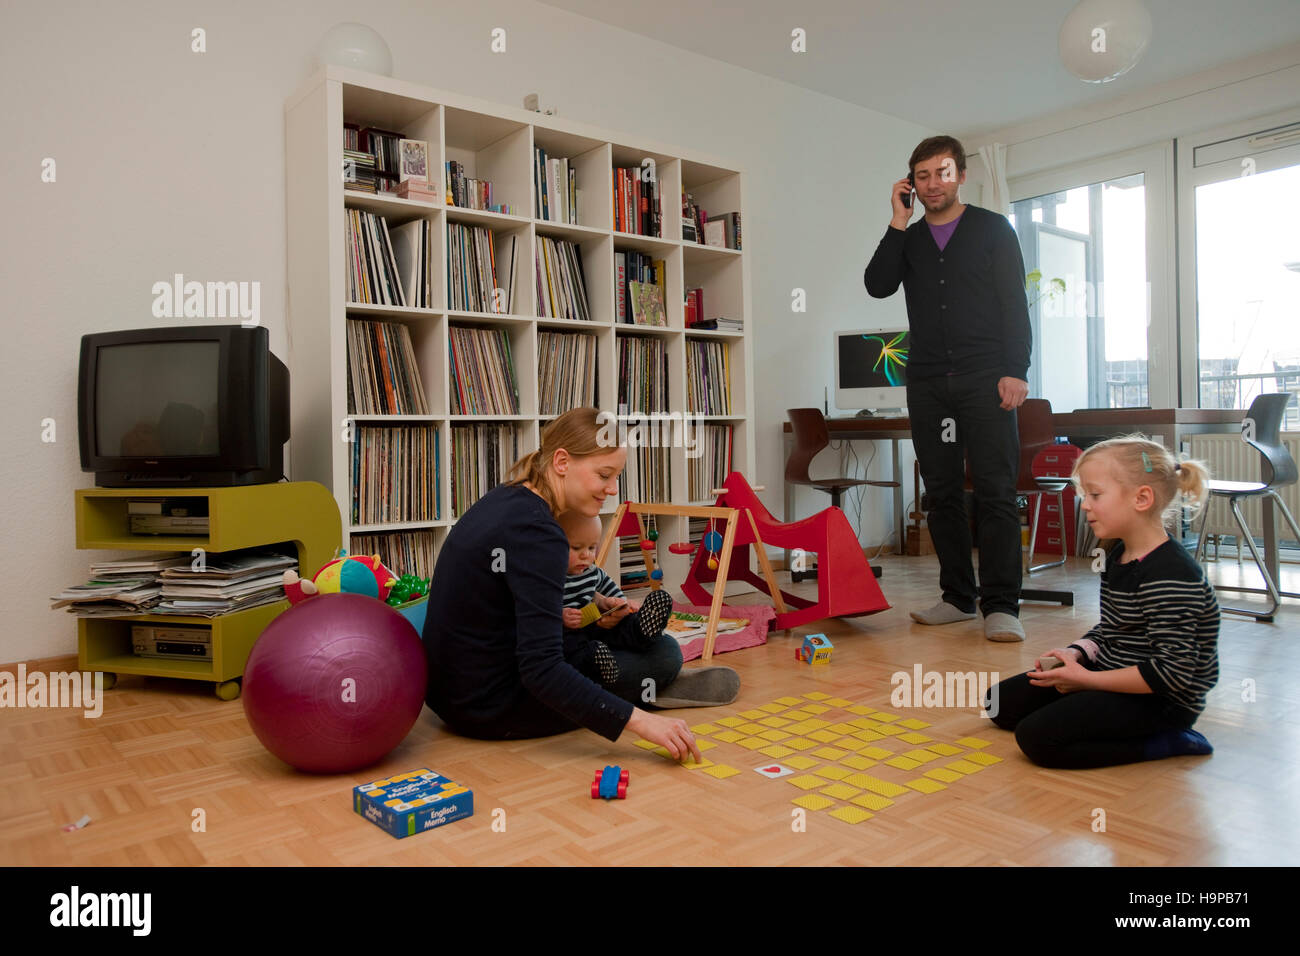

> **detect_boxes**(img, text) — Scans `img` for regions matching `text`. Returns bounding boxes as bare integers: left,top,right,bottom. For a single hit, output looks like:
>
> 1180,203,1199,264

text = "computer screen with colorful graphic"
835,328,909,412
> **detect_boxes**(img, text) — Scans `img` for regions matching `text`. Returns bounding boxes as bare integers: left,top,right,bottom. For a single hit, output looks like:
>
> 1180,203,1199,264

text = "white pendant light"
316,22,394,76
1059,0,1153,83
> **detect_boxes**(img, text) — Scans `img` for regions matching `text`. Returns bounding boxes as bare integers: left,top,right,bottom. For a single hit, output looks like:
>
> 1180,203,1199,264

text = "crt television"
835,327,910,412
78,325,289,487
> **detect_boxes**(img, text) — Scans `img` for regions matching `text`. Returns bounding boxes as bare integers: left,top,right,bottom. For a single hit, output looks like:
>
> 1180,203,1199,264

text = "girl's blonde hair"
1071,434,1211,525
504,407,616,515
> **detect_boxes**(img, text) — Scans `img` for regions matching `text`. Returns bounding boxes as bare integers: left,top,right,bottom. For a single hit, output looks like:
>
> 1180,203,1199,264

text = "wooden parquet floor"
3,552,1297,866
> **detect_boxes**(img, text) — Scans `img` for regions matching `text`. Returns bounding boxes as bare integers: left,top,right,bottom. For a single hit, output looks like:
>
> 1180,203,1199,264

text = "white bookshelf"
285,66,755,584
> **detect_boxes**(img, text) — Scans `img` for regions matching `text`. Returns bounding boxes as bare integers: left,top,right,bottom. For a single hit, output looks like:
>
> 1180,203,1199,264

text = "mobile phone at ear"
902,171,914,208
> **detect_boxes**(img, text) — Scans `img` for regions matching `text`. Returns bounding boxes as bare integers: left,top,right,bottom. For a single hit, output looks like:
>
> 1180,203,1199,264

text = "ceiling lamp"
316,23,394,76
1059,0,1152,83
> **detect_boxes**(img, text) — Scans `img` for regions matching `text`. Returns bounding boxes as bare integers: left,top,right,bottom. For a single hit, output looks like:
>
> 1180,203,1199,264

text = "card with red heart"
752,763,794,779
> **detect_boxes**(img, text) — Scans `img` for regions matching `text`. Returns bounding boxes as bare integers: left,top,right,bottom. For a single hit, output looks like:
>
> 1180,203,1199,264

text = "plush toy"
283,551,397,605
385,573,431,607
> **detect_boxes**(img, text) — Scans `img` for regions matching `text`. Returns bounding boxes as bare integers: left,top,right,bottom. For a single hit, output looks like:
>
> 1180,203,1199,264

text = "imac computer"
835,327,909,416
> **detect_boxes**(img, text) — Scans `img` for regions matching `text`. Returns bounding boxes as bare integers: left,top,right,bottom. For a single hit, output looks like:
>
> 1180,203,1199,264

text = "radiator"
1188,432,1300,546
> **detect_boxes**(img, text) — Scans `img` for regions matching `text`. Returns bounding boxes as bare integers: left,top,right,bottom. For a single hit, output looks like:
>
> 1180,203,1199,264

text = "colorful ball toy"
283,552,397,605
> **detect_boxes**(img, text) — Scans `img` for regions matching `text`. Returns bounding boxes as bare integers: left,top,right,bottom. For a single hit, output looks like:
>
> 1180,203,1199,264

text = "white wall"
0,0,933,662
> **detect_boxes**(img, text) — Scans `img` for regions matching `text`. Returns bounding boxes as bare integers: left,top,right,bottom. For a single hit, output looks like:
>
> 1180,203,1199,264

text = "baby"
557,511,674,689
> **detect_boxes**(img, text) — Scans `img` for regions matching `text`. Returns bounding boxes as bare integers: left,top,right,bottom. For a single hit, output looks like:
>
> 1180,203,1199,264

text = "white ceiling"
536,0,1300,135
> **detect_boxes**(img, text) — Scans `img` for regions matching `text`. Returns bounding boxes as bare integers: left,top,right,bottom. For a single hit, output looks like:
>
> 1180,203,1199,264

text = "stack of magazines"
155,551,298,617
50,554,186,617
51,550,297,618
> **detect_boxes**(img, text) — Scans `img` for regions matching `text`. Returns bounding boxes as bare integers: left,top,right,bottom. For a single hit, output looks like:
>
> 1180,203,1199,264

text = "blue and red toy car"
591,765,629,799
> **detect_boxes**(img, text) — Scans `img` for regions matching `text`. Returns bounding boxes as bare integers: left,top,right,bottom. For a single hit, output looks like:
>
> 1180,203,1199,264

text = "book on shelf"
346,208,411,307
687,423,734,500
447,222,511,313
684,288,704,328
448,326,521,415
714,317,743,332
686,339,733,415
615,251,663,324
613,166,660,237
534,236,591,321
682,192,703,242
538,331,598,415
350,530,437,581
618,440,671,503
617,336,669,414
389,219,433,308
706,212,742,250
450,422,522,517
343,149,378,194
395,179,439,202
533,147,578,224
346,319,430,415
344,124,403,193
446,161,511,214
352,425,440,526
627,281,666,328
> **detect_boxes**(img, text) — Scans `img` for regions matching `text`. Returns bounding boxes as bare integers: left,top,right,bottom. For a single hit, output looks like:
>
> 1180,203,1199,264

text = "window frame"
1006,142,1177,408
1174,106,1300,410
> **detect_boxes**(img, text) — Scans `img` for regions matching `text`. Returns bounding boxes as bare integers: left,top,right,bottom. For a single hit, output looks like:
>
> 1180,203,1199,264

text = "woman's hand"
1028,650,1092,694
626,708,702,763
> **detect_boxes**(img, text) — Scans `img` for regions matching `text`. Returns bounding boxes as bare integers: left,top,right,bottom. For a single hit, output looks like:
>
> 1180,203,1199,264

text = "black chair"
786,408,899,580
1194,392,1300,622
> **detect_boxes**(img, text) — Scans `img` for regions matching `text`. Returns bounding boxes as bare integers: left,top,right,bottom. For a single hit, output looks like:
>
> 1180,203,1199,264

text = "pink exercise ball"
243,593,427,774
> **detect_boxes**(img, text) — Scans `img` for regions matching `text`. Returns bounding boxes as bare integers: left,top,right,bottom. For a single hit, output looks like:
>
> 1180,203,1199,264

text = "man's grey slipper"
652,666,741,708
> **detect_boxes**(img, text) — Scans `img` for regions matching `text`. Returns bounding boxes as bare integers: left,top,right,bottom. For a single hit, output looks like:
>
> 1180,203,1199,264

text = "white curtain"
977,143,1011,217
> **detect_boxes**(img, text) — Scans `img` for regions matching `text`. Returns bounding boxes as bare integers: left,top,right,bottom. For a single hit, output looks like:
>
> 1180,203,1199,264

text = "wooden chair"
786,408,899,579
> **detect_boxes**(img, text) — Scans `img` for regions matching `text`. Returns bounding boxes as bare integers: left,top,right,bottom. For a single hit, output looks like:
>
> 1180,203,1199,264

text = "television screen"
839,330,910,389
95,341,222,457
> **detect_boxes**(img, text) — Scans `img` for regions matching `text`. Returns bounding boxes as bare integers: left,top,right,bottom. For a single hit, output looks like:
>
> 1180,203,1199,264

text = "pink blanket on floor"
670,602,775,662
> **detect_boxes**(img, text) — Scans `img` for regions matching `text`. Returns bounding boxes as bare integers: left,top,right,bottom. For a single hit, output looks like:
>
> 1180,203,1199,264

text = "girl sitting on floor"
984,435,1219,769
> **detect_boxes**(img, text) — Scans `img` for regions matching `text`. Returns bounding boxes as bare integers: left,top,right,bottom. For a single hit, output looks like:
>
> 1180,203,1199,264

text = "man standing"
864,135,1031,642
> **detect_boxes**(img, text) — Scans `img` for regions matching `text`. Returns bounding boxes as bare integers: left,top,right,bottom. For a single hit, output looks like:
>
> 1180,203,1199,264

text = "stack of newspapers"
52,550,296,618
155,551,297,617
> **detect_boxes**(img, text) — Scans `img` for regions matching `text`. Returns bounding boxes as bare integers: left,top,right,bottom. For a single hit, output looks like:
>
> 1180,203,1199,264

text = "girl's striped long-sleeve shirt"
1068,536,1220,716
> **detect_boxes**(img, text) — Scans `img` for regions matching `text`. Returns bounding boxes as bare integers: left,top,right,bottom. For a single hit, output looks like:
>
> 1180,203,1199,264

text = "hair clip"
1141,451,1153,472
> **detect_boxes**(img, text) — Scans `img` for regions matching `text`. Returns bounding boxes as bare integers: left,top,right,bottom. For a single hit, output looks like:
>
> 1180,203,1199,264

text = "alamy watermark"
891,663,1001,719
1,665,103,718
49,886,150,936
596,407,703,459
151,273,260,327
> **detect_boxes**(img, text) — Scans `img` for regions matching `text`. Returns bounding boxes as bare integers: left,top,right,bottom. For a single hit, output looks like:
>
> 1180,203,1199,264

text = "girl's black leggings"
985,672,1197,769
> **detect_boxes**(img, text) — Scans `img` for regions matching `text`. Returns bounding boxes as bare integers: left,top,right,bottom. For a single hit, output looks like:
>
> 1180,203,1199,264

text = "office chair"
1194,392,1300,623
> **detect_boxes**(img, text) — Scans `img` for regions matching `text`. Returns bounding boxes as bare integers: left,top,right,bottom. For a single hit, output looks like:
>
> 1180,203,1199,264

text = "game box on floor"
353,768,474,838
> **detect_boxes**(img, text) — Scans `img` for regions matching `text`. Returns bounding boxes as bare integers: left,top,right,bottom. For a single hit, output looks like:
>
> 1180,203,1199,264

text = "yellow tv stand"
74,482,341,699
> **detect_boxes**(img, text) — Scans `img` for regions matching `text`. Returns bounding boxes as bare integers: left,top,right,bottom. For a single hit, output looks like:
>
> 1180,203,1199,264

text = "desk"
782,408,1245,558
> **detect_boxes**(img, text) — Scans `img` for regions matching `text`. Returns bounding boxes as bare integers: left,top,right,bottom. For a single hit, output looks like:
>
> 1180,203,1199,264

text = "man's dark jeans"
906,368,1021,617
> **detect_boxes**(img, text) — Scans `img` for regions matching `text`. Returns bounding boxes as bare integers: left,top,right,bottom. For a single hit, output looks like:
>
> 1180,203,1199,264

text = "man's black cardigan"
864,204,1032,383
